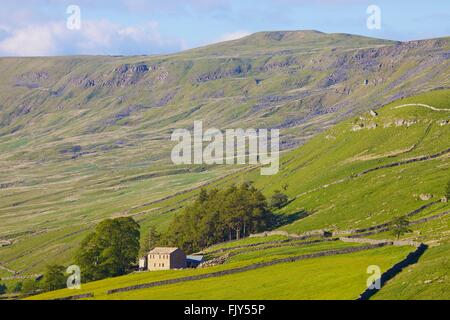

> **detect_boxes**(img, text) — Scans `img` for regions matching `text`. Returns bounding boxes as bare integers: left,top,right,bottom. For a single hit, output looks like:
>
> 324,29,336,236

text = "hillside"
250,90,450,236
0,30,449,282
27,89,450,300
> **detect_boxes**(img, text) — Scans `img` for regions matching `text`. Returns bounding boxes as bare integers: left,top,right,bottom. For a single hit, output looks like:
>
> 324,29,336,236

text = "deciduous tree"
270,190,289,209
42,265,66,292
391,216,411,240
0,283,7,295
140,225,161,256
75,217,140,281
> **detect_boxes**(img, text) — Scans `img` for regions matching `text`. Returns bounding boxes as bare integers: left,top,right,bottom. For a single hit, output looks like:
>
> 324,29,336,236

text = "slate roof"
148,247,180,254
186,255,204,262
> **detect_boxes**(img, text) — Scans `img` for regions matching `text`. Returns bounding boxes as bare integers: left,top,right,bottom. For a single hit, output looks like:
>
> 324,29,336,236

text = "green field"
28,242,411,300
28,247,411,300
104,246,411,300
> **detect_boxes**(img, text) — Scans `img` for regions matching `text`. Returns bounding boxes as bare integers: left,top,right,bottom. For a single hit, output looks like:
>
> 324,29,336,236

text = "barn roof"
186,255,204,262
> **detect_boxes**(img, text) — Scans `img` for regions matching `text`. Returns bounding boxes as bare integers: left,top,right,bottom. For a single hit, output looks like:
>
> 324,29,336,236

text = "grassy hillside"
28,240,413,300
0,31,449,296
246,90,450,237
26,89,449,300
103,246,411,300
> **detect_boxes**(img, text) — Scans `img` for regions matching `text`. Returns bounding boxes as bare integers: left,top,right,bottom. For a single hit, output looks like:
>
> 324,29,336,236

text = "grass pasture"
28,243,413,300
104,245,413,300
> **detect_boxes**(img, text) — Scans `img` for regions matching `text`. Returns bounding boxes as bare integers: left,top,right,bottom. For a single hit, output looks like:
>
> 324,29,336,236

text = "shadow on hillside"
358,243,429,300
269,209,309,230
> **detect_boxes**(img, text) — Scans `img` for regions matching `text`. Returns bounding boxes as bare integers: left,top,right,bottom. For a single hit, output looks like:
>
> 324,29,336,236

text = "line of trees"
0,265,73,297
0,280,35,296
164,183,275,253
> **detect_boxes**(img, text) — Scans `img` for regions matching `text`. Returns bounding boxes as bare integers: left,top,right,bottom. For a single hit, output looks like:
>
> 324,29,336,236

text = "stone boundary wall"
250,229,327,240
226,238,340,258
409,209,450,226
340,237,421,247
346,210,450,239
358,243,428,300
249,230,290,238
1,274,42,281
346,229,390,238
250,202,441,242
392,240,421,247
356,147,450,177
107,243,390,296
340,238,392,246
54,293,94,300
0,264,17,276
203,237,338,256
0,240,12,248
348,201,439,234
0,293,20,300
200,238,292,255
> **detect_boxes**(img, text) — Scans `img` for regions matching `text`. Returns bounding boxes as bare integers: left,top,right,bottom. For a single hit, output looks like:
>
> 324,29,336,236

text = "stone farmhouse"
139,247,204,271
140,247,186,271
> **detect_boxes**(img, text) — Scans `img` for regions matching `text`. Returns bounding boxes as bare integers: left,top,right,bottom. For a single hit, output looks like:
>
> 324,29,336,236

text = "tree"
270,190,289,209
10,282,22,294
42,265,67,292
21,279,40,295
0,283,7,295
166,183,273,253
75,217,140,281
391,216,411,240
139,225,161,257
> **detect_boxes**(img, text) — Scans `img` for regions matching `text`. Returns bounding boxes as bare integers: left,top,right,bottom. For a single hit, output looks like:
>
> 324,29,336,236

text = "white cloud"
0,20,186,57
216,30,251,43
0,24,61,56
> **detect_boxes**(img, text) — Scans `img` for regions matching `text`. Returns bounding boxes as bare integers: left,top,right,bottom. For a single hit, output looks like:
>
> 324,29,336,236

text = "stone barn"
186,255,204,268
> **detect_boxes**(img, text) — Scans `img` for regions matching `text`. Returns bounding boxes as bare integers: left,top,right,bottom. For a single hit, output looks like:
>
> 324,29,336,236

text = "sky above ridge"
0,0,449,56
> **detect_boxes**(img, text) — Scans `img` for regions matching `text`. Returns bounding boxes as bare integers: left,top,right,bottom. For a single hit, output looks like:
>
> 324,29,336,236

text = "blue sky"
0,0,449,56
